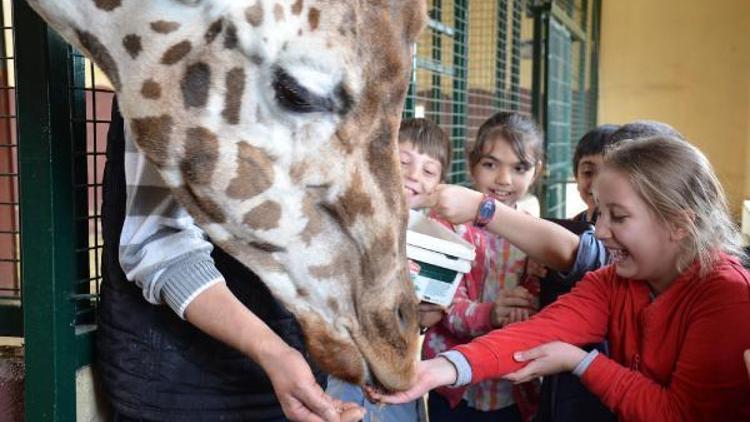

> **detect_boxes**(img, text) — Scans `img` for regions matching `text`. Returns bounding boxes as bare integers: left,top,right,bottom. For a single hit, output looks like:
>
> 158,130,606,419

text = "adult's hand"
263,346,365,422
184,283,364,422
504,341,587,384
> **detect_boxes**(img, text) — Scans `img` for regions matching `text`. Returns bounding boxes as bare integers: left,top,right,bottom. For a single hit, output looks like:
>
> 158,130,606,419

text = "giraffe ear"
400,0,428,43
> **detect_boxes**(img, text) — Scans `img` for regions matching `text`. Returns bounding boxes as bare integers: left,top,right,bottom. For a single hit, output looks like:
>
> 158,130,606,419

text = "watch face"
476,196,496,227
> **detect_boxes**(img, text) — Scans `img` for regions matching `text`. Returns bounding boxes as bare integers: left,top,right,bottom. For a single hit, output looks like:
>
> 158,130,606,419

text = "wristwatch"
474,194,496,227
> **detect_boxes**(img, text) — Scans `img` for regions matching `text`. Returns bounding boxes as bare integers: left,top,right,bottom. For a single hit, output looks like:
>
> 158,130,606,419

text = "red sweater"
455,253,750,421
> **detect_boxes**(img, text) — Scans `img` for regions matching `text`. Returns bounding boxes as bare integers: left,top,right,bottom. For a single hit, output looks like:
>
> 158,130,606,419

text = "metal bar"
451,0,467,184
415,57,455,77
550,1,586,41
430,1,443,123
495,0,508,110
426,18,455,37
15,1,78,420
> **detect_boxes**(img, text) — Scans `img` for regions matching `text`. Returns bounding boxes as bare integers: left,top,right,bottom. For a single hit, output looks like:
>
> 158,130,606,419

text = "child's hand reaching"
427,184,484,225
503,341,587,384
490,286,536,328
418,302,445,329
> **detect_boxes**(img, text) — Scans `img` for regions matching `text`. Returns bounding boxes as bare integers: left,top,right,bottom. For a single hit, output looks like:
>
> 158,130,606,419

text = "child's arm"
430,184,581,272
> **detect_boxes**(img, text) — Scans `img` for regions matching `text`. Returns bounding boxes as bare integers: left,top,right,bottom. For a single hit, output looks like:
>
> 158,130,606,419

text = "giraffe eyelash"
272,67,335,114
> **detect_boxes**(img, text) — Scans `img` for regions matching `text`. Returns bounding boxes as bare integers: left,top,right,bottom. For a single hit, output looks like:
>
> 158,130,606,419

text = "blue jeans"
326,376,424,422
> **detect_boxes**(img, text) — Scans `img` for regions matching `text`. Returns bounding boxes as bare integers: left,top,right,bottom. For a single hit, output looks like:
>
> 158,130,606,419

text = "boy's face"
575,153,603,212
399,141,442,209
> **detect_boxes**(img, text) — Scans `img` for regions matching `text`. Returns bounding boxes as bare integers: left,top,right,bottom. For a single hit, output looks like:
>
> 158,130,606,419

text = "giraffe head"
27,0,427,390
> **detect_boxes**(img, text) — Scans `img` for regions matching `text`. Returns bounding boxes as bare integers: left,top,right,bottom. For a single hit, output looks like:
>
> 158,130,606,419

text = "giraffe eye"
272,67,335,114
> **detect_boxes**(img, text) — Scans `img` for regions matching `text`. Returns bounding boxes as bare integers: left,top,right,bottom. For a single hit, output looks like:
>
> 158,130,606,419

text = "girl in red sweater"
371,135,750,421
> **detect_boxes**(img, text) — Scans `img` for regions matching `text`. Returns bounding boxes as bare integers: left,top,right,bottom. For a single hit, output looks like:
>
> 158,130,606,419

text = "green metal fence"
530,0,601,218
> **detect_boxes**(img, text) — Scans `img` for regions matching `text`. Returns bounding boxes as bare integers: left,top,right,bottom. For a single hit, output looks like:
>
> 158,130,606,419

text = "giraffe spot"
181,186,227,224
327,298,339,314
242,243,285,272
122,34,142,59
150,20,181,34
227,142,275,200
296,287,310,298
300,191,324,244
291,0,303,15
273,4,285,22
330,171,374,227
245,1,264,27
140,79,161,99
161,40,192,65
205,19,224,44
76,30,121,91
181,127,219,186
243,200,281,231
308,7,320,31
309,262,338,280
367,123,400,208
180,62,211,108
93,0,121,11
222,67,246,125
224,22,238,49
130,115,174,167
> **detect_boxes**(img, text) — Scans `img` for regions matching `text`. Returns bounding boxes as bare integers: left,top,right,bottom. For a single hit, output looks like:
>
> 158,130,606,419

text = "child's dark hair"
572,124,619,175
468,112,544,170
608,120,684,144
398,118,452,181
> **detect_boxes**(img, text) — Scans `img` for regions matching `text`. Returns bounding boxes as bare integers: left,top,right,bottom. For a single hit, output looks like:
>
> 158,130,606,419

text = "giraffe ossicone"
26,0,427,391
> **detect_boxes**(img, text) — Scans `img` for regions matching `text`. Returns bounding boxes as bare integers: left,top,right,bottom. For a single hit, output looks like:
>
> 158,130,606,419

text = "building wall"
598,0,750,216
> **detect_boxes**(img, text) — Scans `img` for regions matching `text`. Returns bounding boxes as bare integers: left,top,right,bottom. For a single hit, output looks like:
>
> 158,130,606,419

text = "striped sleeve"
119,126,224,318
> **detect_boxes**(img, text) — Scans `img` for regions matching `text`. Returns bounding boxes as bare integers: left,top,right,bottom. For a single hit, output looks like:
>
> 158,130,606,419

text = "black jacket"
97,99,324,421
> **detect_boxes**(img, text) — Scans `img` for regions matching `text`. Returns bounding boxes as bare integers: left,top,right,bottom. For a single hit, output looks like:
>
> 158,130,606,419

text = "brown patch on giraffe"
307,8,320,31
150,20,181,34
288,161,307,185
242,200,281,231
273,4,285,22
327,298,340,314
174,187,227,224
300,191,324,245
181,127,219,186
291,0,304,15
245,1,264,27
330,171,374,227
368,232,396,269
222,67,246,125
205,19,224,44
334,128,354,155
93,0,121,11
298,313,365,385
296,287,310,298
181,62,211,109
224,23,238,49
130,115,173,167
122,34,142,59
366,123,401,209
140,79,162,99
161,40,192,65
76,30,121,91
226,142,275,200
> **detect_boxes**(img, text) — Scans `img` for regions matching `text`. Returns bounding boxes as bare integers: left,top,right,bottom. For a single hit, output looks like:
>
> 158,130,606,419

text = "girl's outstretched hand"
427,184,484,225
364,357,458,405
503,341,587,384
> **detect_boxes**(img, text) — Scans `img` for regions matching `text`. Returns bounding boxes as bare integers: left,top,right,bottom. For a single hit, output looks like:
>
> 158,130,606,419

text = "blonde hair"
603,136,744,275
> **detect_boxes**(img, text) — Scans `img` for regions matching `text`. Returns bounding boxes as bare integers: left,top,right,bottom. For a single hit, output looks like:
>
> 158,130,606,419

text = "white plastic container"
406,210,475,307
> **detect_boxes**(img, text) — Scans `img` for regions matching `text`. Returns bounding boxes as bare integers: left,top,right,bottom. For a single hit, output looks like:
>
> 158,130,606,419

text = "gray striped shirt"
120,126,225,318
